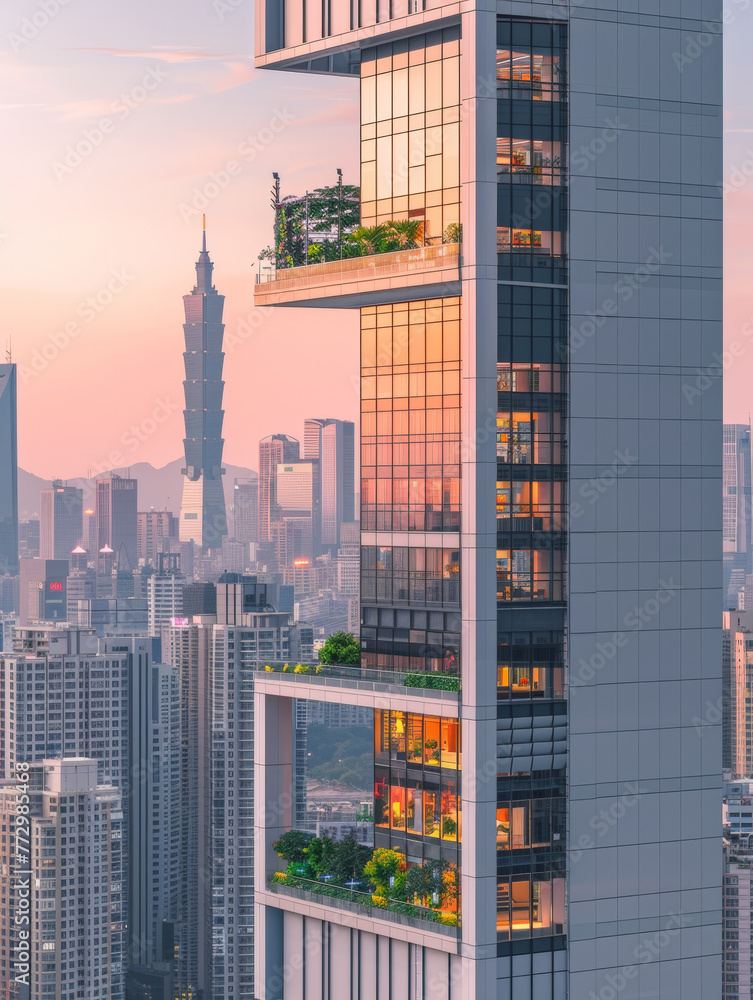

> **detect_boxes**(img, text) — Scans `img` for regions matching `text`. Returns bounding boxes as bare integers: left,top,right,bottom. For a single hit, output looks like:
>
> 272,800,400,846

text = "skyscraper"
137,509,178,564
251,5,723,1000
258,434,299,543
96,473,138,570
179,222,228,551
233,475,259,543
40,479,83,560
0,364,18,575
724,422,752,609
304,417,355,546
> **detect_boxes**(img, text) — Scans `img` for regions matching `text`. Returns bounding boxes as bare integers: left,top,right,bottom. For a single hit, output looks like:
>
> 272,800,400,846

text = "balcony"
254,242,461,309
266,873,459,940
254,661,460,712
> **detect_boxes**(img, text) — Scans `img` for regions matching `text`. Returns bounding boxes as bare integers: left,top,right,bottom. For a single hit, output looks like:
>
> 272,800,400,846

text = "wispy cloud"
211,60,256,92
72,46,232,63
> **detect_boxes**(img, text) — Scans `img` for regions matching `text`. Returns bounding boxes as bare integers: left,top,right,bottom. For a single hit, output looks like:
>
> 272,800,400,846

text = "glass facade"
374,709,461,867
495,16,568,954
360,26,460,241
361,298,461,532
496,19,567,284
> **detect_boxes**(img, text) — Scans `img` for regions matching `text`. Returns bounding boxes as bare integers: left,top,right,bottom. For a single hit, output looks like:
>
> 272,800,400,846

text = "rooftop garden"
259,175,461,270
270,830,459,929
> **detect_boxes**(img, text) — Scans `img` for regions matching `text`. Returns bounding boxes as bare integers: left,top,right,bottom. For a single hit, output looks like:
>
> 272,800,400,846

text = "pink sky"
1,1,750,479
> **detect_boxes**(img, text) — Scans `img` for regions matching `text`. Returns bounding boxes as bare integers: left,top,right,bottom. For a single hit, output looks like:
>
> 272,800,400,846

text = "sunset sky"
1,0,751,479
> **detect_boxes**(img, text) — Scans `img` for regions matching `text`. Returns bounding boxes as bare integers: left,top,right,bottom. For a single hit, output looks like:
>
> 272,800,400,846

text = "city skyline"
1,1,750,481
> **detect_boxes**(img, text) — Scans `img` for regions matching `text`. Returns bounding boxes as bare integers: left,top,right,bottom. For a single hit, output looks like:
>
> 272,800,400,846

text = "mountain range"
18,460,256,520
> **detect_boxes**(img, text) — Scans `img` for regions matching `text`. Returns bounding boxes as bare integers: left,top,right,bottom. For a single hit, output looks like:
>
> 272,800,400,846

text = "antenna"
5,335,12,364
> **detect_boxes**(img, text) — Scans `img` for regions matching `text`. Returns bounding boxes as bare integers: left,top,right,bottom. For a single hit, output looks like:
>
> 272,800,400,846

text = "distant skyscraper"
179,223,228,551
304,418,355,546
233,475,259,542
18,517,39,559
40,479,83,560
96,473,138,570
724,422,753,609
0,365,18,575
138,509,178,563
19,557,68,624
258,434,299,542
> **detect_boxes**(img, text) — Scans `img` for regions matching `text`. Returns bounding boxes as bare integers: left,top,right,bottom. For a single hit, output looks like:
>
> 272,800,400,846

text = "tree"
405,859,458,908
364,847,407,898
272,829,312,864
385,219,424,250
328,835,372,884
347,224,390,256
305,834,335,877
318,631,361,666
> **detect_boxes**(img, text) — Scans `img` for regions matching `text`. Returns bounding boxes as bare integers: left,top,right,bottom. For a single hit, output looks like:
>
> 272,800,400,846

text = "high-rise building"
18,518,40,559
274,459,319,564
1,627,128,998
233,475,259,543
40,480,83,560
258,434,299,543
251,5,722,999
97,636,181,988
147,553,185,635
0,365,18,576
179,223,228,552
725,423,753,610
18,557,68,625
137,509,178,564
337,520,360,597
96,473,138,570
0,759,122,1000
163,620,255,1000
304,418,355,546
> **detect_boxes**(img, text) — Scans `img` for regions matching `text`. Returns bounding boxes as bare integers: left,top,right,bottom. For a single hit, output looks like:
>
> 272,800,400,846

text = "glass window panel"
361,75,377,124
392,131,409,197
425,61,442,111
393,66,409,118
442,56,459,108
408,64,425,114
376,71,392,121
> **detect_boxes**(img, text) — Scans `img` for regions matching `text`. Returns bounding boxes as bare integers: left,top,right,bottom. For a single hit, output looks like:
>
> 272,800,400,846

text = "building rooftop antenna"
5,335,12,364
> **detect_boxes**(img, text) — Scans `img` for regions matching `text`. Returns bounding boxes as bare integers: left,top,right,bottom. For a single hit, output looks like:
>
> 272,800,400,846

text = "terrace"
254,241,461,309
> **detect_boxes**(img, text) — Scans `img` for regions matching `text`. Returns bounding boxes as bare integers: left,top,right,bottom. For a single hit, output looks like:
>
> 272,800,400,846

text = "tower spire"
195,215,213,293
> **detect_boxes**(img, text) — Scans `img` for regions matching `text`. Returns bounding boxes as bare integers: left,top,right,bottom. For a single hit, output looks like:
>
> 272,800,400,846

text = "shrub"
364,848,407,898
318,631,361,666
272,829,313,864
264,664,273,672
282,662,292,673
293,663,311,674
404,673,460,692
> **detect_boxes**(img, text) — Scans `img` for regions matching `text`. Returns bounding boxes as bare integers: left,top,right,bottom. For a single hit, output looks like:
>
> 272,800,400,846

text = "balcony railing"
266,872,459,938
256,242,461,288
254,661,460,698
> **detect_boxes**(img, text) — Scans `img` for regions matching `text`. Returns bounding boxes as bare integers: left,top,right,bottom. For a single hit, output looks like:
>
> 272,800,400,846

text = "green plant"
318,631,361,666
385,218,424,250
307,243,325,263
282,662,292,673
272,829,312,863
404,673,460,692
293,663,312,674
443,222,462,244
347,224,390,256
442,817,458,837
364,847,407,898
264,664,273,672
